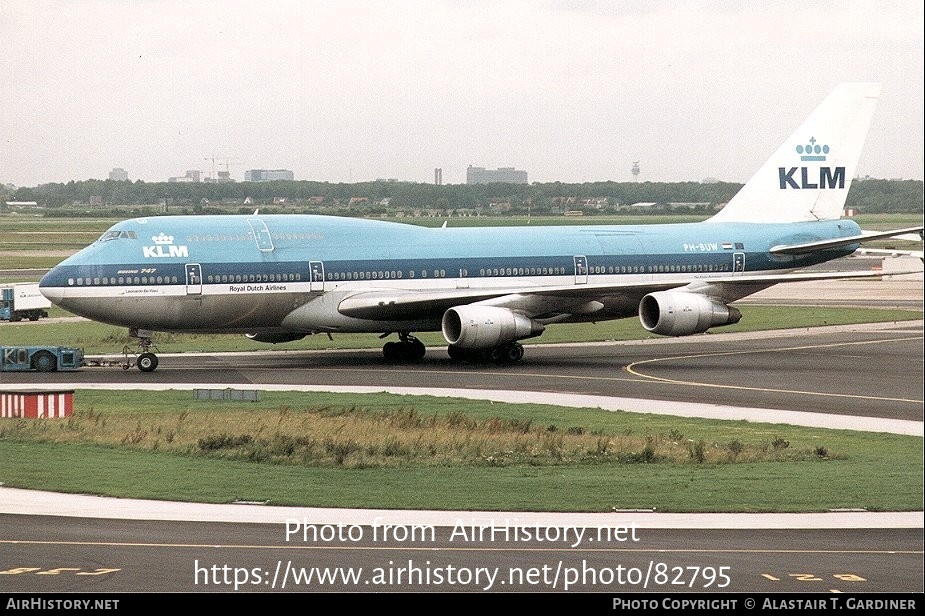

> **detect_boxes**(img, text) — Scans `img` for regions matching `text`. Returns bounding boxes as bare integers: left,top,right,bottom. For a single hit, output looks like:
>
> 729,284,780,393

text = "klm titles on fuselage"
143,233,189,258
778,166,846,190
142,244,189,258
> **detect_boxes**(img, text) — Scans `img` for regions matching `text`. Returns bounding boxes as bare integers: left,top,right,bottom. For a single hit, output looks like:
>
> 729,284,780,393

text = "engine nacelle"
442,305,544,350
245,332,307,344
639,291,741,336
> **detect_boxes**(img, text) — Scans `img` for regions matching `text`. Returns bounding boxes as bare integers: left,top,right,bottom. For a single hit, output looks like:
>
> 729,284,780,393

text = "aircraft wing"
336,268,900,322
682,268,913,303
336,280,683,321
770,226,923,255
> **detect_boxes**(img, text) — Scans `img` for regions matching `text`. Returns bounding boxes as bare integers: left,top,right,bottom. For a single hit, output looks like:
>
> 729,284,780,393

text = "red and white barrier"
1,391,74,418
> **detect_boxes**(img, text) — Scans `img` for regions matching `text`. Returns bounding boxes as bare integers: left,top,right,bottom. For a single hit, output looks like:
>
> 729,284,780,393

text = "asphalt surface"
1,505,921,593
4,320,922,427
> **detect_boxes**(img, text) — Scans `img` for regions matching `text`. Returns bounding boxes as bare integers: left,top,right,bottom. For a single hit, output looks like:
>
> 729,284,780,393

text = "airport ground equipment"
0,346,84,372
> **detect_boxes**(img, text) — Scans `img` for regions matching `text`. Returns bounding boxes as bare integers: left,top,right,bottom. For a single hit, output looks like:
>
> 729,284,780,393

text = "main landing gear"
382,333,427,361
380,333,527,365
122,329,160,372
447,341,525,364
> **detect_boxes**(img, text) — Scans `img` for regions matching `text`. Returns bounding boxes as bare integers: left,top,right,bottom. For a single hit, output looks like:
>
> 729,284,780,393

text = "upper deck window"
98,230,138,242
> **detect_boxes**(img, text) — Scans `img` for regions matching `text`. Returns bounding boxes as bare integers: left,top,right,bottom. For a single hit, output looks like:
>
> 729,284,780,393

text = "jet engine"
245,332,308,344
441,305,544,349
638,291,741,336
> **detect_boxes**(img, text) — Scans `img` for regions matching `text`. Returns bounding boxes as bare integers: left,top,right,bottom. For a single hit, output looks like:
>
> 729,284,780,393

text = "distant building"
204,170,234,183
466,165,528,185
108,167,129,181
169,170,201,183
434,168,443,185
245,169,294,182
668,202,710,210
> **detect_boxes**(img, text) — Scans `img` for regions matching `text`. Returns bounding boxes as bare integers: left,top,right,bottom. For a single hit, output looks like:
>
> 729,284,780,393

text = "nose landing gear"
122,329,160,372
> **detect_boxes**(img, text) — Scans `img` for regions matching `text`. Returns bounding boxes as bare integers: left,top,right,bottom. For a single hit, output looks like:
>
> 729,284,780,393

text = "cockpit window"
98,230,138,242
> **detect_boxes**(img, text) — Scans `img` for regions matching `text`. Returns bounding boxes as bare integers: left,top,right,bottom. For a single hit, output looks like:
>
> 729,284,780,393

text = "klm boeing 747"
39,83,923,371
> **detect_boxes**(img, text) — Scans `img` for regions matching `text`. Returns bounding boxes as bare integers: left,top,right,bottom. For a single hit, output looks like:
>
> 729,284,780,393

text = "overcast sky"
2,0,923,187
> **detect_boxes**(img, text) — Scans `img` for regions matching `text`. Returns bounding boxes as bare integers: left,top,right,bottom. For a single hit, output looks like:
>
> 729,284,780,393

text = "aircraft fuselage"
39,215,860,335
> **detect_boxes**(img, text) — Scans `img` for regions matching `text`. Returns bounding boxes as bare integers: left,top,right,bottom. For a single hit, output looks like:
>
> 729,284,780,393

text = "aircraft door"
185,263,202,295
574,256,588,284
309,261,325,292
733,252,745,274
247,219,274,252
456,268,469,289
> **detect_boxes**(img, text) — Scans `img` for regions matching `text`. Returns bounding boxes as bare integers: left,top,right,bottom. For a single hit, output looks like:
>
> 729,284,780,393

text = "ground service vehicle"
1,283,51,321
0,346,84,372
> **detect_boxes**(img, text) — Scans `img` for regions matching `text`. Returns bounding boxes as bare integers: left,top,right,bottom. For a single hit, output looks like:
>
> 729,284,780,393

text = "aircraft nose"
39,271,65,304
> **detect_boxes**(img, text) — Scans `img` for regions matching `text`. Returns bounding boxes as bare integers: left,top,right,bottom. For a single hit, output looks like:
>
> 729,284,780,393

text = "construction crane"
204,155,238,181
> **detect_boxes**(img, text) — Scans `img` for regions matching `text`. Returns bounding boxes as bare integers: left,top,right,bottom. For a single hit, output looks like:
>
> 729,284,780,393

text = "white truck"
0,283,51,322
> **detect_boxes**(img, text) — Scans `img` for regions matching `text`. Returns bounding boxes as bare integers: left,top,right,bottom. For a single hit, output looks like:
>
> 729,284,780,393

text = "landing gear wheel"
408,337,426,360
383,341,399,360
505,342,525,363
137,352,159,372
449,343,524,364
123,330,161,371
490,342,524,364
383,334,426,362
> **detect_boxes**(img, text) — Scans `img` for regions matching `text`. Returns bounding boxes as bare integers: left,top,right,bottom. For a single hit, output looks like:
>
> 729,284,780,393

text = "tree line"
2,177,921,215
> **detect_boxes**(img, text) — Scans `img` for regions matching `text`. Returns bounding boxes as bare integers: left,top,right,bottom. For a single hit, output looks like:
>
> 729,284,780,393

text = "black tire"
32,351,57,373
490,346,506,363
382,341,398,360
137,352,159,372
409,339,426,360
508,342,524,362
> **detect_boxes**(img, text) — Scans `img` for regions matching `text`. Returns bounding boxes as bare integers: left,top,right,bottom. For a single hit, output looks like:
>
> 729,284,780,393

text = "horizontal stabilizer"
770,226,924,255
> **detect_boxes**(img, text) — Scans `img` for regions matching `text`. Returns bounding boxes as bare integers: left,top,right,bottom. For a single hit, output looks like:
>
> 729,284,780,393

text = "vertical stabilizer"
707,83,880,223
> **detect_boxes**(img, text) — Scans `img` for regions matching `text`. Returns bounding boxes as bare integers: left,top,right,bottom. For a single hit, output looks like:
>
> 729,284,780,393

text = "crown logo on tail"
796,137,830,162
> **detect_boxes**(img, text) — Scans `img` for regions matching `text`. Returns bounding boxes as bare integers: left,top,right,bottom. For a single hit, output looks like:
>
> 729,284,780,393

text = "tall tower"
631,161,640,181
434,168,443,185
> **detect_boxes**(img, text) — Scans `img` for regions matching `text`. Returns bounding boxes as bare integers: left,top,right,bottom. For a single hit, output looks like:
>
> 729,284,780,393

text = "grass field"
0,390,921,512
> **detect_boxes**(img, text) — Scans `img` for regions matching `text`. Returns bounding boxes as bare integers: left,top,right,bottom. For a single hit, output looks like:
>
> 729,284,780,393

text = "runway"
4,320,922,427
0,502,921,593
